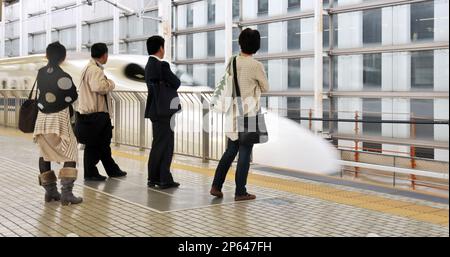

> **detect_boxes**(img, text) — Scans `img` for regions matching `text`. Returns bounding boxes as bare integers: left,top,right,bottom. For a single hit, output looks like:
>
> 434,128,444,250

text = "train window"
10,80,18,90
1,80,6,89
124,64,146,82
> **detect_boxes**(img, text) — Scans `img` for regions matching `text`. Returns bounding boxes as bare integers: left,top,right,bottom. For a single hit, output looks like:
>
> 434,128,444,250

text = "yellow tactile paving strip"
111,150,449,227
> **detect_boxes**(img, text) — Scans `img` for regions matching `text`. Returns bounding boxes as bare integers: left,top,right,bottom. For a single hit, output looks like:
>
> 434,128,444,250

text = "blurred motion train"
0,53,209,92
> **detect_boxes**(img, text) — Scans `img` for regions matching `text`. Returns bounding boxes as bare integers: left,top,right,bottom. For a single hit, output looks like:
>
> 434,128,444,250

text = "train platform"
0,127,448,237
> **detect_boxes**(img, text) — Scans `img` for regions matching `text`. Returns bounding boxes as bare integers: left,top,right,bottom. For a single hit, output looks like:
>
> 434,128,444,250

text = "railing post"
3,92,8,127
354,111,360,178
110,93,121,147
309,109,313,131
201,94,210,163
13,92,21,128
135,92,147,151
410,114,417,190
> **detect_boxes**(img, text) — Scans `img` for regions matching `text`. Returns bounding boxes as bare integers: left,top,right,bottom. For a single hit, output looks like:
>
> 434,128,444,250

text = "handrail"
339,160,448,180
0,89,448,191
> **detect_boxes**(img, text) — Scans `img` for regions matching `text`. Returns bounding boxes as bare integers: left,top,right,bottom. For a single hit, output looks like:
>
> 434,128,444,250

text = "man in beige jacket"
78,43,127,181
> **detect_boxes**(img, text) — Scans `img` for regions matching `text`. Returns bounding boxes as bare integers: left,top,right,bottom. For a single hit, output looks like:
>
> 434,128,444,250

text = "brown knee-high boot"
59,168,83,206
39,171,61,202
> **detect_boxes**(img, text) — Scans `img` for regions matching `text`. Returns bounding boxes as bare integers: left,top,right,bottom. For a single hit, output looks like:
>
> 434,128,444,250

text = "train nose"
124,63,146,82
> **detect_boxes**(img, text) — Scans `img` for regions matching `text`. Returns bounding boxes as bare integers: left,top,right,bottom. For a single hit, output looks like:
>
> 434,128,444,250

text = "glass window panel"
207,31,215,57
257,24,268,53
363,53,382,90
411,1,434,42
287,20,301,51
288,59,301,90
411,51,434,90
411,99,434,140
186,34,193,59
233,0,240,20
362,98,382,137
258,0,269,16
232,27,241,54
288,0,301,11
287,97,301,122
207,64,216,88
363,9,382,45
207,0,216,24
187,4,194,28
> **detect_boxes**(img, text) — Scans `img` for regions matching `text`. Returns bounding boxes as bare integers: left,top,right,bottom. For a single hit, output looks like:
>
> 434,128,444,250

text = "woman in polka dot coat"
33,42,82,206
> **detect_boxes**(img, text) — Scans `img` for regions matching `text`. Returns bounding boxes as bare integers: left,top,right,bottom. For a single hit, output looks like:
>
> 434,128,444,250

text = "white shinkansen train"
0,53,208,91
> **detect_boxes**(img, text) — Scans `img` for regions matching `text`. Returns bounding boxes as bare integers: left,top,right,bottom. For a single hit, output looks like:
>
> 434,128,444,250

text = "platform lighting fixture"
102,0,136,15
101,0,162,22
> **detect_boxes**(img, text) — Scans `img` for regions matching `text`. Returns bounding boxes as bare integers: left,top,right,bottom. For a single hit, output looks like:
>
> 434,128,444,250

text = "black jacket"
37,65,78,114
144,56,181,121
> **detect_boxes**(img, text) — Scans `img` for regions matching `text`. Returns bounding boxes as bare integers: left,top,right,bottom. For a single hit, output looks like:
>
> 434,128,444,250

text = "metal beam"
173,24,225,36
329,0,433,14
224,0,233,64
314,0,324,133
330,42,449,56
76,0,82,52
239,10,314,27
46,0,52,46
329,91,449,99
159,0,172,61
0,0,5,58
334,134,449,150
19,0,27,56
112,0,120,54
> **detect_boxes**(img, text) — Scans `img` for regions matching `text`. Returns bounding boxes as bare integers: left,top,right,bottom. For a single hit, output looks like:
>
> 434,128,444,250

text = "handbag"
232,57,269,146
73,68,112,145
155,80,181,117
18,79,38,133
152,62,181,118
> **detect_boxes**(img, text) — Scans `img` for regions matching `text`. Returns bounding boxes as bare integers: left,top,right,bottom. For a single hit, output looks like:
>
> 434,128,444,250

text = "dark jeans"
148,120,175,185
83,123,121,178
212,139,254,196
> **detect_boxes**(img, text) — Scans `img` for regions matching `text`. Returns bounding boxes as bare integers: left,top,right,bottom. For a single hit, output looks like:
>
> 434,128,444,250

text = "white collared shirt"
150,55,164,62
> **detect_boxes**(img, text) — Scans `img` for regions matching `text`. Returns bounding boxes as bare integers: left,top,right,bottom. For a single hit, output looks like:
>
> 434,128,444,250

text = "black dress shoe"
109,171,127,178
85,175,107,181
158,182,180,190
147,181,160,188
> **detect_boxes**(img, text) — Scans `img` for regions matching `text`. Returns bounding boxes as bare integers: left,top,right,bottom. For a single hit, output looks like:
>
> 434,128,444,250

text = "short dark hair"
147,36,165,55
91,43,109,59
239,28,261,54
46,42,66,65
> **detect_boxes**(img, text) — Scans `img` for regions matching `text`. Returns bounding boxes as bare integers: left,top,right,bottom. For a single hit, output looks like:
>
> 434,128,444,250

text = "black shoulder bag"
154,62,181,118
232,57,269,146
19,79,38,133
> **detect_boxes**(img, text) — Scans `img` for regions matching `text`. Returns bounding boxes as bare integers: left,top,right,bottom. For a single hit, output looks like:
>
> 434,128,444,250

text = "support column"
313,0,324,133
45,0,52,46
19,0,28,56
76,0,82,52
328,0,335,134
112,0,120,54
0,0,5,58
159,0,172,61
224,0,233,65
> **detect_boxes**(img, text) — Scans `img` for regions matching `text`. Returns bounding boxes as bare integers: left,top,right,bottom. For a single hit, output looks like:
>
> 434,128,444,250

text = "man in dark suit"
145,35,181,189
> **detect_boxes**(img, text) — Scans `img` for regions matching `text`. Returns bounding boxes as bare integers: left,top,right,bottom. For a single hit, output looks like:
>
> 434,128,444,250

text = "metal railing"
1,89,448,195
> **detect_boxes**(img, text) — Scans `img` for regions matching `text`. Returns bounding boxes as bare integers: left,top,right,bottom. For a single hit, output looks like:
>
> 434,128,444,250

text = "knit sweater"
36,65,78,114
